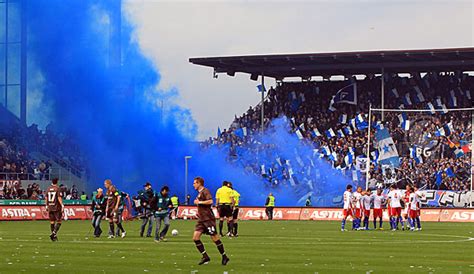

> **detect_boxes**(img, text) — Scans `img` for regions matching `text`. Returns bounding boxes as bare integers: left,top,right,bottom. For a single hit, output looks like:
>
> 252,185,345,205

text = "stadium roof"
189,47,474,79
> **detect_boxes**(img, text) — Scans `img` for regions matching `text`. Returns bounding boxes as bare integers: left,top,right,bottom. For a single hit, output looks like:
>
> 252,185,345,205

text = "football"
31,213,36,218
171,229,178,236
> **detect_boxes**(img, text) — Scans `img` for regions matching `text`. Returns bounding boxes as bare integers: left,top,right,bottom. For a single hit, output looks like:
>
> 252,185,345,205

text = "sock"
399,217,405,228
227,221,233,234
364,217,369,229
54,223,61,233
389,217,394,229
416,217,421,228
408,218,413,228
341,219,346,230
351,218,355,230
109,223,115,235
194,240,208,258
379,219,383,229
215,240,226,256
117,223,125,233
373,219,377,229
160,224,170,238
219,220,223,235
234,223,238,234
395,217,399,228
50,223,55,233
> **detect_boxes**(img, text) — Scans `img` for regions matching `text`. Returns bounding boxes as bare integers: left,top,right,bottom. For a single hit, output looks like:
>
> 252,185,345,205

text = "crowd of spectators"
205,72,473,193
0,181,82,200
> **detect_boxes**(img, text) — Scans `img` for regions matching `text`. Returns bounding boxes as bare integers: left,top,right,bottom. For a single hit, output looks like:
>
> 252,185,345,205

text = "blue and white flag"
234,128,245,138
398,113,410,131
454,148,464,158
441,104,448,114
299,123,305,131
217,127,222,137
339,114,348,124
329,151,338,162
414,86,425,103
445,167,455,178
370,150,379,163
435,97,443,107
344,150,354,166
449,90,457,107
375,128,400,167
312,128,322,137
321,146,331,156
427,102,436,114
403,93,412,105
373,121,384,130
256,84,266,92
356,114,369,130
343,126,353,136
295,129,304,140
466,90,471,100
333,83,357,105
390,88,399,98
337,129,345,138
409,145,423,164
328,96,337,112
350,118,357,130
355,156,368,172
435,127,445,137
443,122,454,136
325,128,336,139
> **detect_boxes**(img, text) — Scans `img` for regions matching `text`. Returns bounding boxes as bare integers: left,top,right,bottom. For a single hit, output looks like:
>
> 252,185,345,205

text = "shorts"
354,208,362,218
390,207,402,217
343,209,353,217
49,211,63,222
195,219,217,235
373,208,383,218
363,209,370,218
106,209,118,222
232,207,239,219
409,209,418,219
218,205,233,218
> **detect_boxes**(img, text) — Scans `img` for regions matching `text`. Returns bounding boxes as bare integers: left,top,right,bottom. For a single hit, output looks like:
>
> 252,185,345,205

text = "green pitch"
0,220,473,273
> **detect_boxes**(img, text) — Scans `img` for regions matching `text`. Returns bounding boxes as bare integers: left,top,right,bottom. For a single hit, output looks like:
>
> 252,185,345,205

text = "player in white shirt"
401,185,411,230
371,188,385,230
360,189,372,230
341,184,354,231
387,185,403,231
411,185,422,230
352,186,363,230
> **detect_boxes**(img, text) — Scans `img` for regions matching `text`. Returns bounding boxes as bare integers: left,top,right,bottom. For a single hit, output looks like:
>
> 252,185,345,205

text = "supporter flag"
300,93,306,102
445,167,455,178
260,165,266,175
234,128,244,138
217,127,222,138
339,114,348,124
312,128,322,137
443,122,454,136
414,86,425,103
435,127,445,137
390,88,399,98
427,102,436,114
449,90,457,107
356,156,368,172
375,128,400,167
356,114,369,130
337,129,345,138
397,113,410,131
333,83,357,105
343,126,353,135
409,145,423,164
329,151,338,162
370,150,379,163
454,148,464,158
325,128,336,139
321,146,331,156
466,90,471,100
328,96,337,112
242,127,248,136
350,118,357,130
295,129,304,140
344,151,354,167
299,123,305,131
403,93,412,105
256,84,266,92
435,97,443,107
435,171,443,186
441,104,449,114
373,121,384,130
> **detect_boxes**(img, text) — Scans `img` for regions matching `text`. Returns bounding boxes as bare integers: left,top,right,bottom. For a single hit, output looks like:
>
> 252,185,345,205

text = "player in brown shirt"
45,178,64,241
192,177,229,265
104,179,126,238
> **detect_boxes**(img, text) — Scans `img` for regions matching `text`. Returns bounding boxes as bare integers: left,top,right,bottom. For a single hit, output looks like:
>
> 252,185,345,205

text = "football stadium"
0,1,473,273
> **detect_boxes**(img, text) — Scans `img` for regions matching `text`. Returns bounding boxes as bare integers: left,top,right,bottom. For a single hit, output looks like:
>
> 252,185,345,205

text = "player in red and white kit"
352,186,363,230
410,185,422,231
341,184,353,231
387,184,403,231
401,185,411,230
371,188,385,230
360,189,372,230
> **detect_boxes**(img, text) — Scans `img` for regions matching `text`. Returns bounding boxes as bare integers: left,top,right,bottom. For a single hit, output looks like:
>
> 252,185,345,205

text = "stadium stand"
205,72,473,192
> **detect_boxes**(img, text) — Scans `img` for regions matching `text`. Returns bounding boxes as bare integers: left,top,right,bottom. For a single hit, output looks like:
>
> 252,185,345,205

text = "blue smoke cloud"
26,0,349,206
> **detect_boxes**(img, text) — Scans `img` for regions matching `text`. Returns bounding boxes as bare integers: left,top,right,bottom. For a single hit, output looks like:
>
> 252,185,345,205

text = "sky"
55,0,474,140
